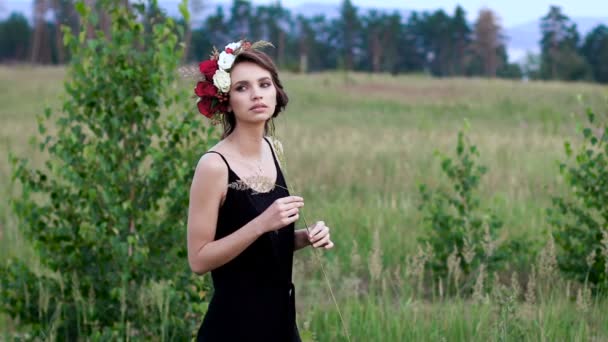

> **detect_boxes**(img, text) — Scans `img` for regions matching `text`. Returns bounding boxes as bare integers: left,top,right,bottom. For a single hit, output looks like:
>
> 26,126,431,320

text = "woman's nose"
250,86,263,100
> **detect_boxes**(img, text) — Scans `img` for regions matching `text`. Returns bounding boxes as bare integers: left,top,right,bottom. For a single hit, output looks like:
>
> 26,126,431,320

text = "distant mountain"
2,0,606,64
290,2,412,20
505,16,608,62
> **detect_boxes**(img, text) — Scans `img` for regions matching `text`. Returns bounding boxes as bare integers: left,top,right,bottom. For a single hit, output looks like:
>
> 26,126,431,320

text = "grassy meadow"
1,65,608,341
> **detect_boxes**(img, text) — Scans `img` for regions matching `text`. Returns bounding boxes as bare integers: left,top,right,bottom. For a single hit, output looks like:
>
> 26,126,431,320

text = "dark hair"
221,49,289,139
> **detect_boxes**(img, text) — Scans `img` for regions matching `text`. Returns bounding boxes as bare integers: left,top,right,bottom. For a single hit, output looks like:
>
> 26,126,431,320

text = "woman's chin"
251,112,272,121
240,114,271,125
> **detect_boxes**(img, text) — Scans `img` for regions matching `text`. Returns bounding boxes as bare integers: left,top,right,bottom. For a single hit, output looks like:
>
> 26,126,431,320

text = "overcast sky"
271,0,607,27
3,0,607,27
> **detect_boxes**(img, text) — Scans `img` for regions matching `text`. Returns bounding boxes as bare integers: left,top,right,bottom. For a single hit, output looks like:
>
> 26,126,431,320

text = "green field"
1,65,607,341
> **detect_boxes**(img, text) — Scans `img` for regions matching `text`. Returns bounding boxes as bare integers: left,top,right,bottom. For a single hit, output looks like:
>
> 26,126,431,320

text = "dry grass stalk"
381,277,388,294
350,240,362,273
482,222,496,258
87,285,95,326
393,265,404,292
492,272,501,297
586,249,597,270
510,271,521,299
472,264,487,303
228,176,276,194
601,230,608,276
447,246,462,292
37,279,50,320
525,267,537,305
462,238,475,266
406,245,428,298
537,235,558,281
576,286,591,313
368,229,383,281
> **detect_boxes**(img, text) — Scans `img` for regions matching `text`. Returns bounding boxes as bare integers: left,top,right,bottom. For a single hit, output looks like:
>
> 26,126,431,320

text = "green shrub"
417,130,527,295
549,106,608,290
1,0,215,339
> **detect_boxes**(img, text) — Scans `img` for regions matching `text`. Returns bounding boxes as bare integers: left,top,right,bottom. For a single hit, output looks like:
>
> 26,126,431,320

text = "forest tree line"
1,0,607,83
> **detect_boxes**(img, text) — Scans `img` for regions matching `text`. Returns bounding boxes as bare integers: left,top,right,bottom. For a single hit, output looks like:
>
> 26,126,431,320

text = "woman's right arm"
187,153,303,275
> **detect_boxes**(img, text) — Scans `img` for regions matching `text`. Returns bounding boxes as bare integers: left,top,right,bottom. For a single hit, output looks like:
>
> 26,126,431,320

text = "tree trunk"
370,33,382,72
100,9,111,38
30,0,46,63
278,29,285,67
84,0,96,39
53,0,64,64
183,24,192,62
298,28,309,73
299,54,308,73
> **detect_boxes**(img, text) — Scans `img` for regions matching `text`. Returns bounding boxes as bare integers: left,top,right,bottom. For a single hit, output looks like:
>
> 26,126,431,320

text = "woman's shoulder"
198,139,228,166
190,148,229,205
194,147,229,183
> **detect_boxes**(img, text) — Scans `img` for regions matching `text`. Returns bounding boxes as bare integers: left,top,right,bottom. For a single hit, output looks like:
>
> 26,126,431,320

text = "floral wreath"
186,39,274,124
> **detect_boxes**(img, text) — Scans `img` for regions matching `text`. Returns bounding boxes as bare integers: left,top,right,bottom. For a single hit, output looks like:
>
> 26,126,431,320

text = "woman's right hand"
254,196,304,233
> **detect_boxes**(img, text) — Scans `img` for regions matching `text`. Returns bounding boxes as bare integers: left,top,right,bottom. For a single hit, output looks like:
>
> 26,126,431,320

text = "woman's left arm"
294,221,334,251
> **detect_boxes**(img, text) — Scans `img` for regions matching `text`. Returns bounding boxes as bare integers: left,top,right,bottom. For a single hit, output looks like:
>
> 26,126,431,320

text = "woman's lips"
250,104,268,112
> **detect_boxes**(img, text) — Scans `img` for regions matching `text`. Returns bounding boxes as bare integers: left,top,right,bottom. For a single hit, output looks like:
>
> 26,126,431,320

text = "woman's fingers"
310,229,329,244
283,201,304,211
288,213,300,225
313,233,331,248
308,221,326,238
282,196,303,204
309,227,325,243
284,207,299,218
306,221,334,249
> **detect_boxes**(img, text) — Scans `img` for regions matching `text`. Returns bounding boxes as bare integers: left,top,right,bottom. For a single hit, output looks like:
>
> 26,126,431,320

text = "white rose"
213,69,231,93
225,41,242,52
218,51,236,70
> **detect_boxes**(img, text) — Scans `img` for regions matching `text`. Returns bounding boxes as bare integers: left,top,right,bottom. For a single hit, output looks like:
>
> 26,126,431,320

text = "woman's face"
228,61,277,125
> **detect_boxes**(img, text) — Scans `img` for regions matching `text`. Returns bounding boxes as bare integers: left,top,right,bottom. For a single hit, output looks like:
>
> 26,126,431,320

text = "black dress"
196,137,301,342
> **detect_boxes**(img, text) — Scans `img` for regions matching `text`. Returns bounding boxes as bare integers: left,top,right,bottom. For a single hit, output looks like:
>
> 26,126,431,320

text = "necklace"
233,151,264,177
230,150,274,191
223,140,276,193
223,138,261,171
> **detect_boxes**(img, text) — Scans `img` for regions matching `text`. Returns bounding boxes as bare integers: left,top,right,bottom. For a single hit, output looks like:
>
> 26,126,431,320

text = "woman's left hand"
308,221,334,249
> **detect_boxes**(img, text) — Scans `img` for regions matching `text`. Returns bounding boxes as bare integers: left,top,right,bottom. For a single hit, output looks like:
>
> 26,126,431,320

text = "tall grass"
1,66,607,340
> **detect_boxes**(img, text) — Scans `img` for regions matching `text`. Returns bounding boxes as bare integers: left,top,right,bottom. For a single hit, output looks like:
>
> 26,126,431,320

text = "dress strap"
263,137,281,168
204,150,231,171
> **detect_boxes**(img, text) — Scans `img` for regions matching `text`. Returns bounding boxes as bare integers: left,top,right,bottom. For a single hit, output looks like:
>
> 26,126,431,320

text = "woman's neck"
227,123,266,158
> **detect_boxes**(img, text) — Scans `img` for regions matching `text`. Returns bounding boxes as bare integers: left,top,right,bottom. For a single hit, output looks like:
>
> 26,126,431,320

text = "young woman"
187,41,334,341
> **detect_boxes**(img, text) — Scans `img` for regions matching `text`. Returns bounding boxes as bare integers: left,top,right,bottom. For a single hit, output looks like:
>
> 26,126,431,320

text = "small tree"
472,8,502,78
1,0,215,339
549,107,608,290
418,130,523,295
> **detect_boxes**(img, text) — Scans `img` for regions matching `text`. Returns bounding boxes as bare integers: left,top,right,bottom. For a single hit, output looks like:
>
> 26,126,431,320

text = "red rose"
215,101,229,114
199,59,218,81
197,97,214,118
226,47,234,54
195,81,217,97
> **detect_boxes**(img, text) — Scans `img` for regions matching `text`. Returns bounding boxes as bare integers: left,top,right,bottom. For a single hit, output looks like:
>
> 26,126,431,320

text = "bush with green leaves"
1,0,215,339
417,130,528,295
549,106,608,290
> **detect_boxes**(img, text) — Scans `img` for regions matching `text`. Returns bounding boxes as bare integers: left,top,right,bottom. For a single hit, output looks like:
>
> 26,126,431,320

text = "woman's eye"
234,82,270,91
